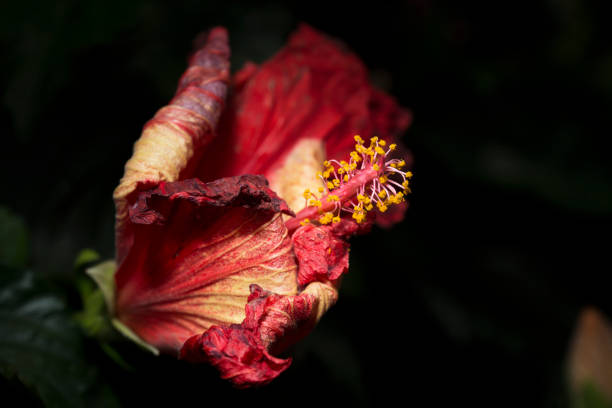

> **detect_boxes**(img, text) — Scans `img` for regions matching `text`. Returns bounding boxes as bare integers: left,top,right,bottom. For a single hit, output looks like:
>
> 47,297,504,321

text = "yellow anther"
303,189,311,199
327,195,339,202
323,160,330,167
402,180,410,189
390,163,397,168
379,140,386,147
333,179,340,187
350,162,357,170
300,218,310,226
357,194,366,202
365,203,373,211
344,175,349,182
406,171,413,178
379,175,388,184
308,199,322,208
354,135,364,144
370,136,379,144
378,190,387,199
323,169,332,178
352,210,366,224
318,187,324,193
373,163,380,171
375,146,386,155
319,212,334,225
317,171,323,178
327,181,335,190
332,216,341,224
389,143,397,151
377,201,388,213
397,160,406,168
389,193,403,204
338,167,345,175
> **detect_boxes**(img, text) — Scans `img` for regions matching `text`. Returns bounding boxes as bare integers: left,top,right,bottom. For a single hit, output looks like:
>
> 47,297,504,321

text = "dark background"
2,1,612,406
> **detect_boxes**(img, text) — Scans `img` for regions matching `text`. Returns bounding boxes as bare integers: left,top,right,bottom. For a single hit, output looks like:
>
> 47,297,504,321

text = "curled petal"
292,223,350,287
115,175,298,355
114,27,230,264
180,324,292,389
180,282,338,388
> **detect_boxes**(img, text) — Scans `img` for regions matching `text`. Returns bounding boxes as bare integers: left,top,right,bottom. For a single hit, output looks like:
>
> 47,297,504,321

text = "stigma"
286,135,412,231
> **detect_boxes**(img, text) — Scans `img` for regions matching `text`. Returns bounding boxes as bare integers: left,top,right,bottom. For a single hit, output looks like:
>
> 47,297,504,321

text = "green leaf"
85,260,116,315
74,249,101,270
73,277,114,338
0,266,119,407
0,206,28,268
82,259,159,355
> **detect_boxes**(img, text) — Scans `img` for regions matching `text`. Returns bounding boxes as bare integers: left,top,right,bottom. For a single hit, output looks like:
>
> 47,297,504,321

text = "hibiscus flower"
109,24,412,387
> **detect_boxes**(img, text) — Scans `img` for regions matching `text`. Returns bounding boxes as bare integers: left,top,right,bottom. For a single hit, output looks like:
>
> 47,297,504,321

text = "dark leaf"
0,266,118,407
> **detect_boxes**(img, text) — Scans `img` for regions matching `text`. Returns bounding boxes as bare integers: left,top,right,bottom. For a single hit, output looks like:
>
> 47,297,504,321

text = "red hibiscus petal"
179,218,355,388
195,24,411,182
146,27,230,146
115,175,299,355
292,224,351,287
180,284,321,388
180,325,292,389
114,27,230,265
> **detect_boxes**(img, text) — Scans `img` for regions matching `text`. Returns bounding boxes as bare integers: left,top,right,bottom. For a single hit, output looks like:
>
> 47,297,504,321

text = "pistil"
285,135,412,232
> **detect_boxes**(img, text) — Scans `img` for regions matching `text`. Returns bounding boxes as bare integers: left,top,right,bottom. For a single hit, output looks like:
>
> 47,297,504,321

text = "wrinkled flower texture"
112,24,412,388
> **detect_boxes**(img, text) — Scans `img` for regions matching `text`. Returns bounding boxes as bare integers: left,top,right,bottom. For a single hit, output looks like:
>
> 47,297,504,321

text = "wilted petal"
114,27,230,264
115,175,298,355
180,324,291,389
180,282,338,388
292,223,350,286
